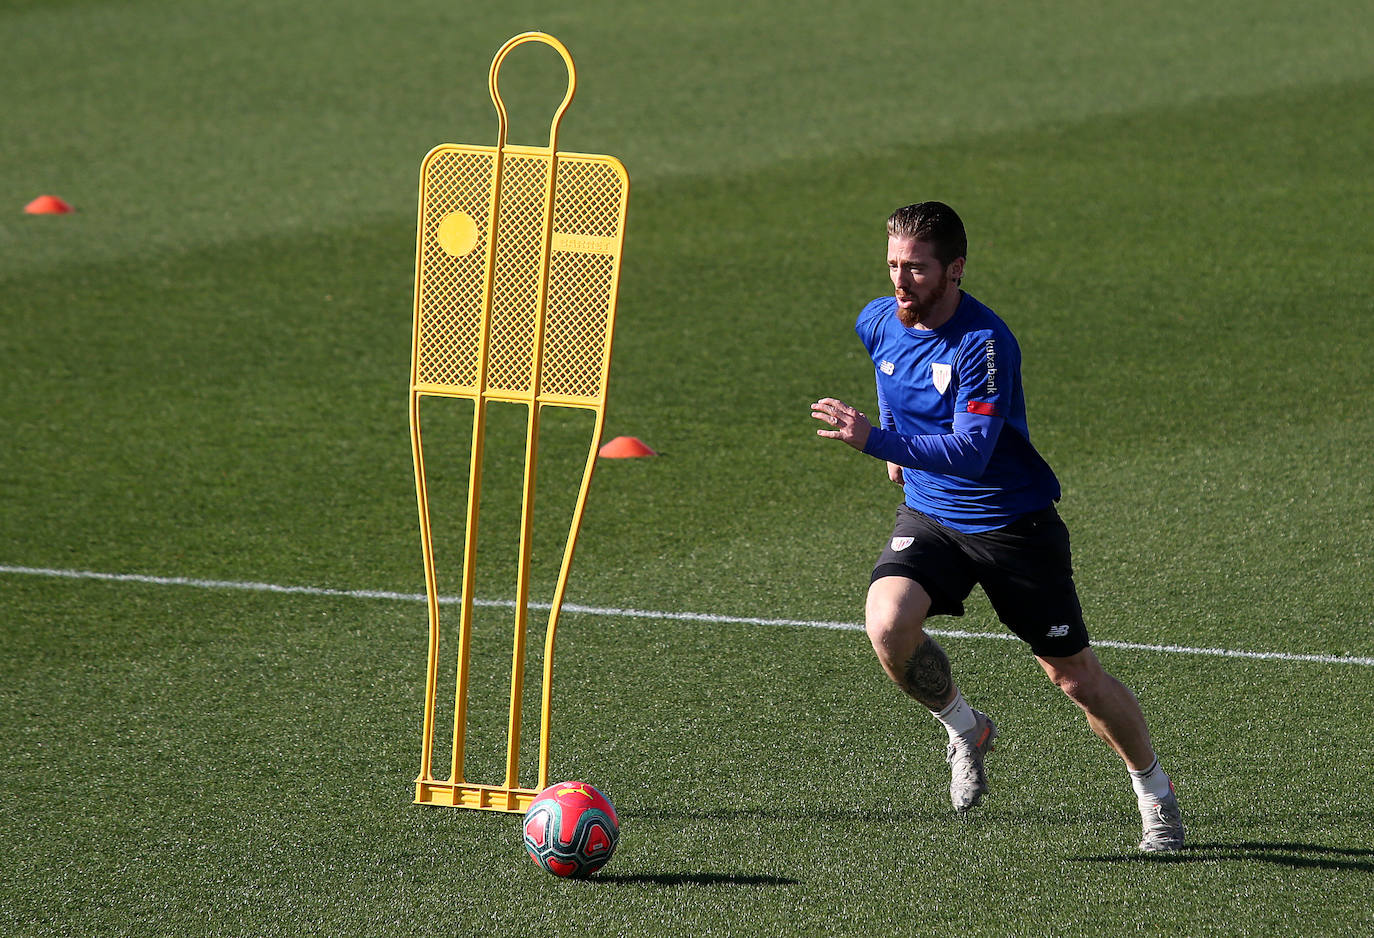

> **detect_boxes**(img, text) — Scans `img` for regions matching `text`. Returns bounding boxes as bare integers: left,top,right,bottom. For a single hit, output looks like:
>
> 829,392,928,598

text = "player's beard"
895,275,952,328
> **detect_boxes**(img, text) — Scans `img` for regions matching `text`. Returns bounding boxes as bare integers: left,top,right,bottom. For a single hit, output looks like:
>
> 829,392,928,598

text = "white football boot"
945,710,997,812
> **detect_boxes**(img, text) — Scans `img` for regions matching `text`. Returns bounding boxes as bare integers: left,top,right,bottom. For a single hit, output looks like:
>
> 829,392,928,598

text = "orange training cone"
598,436,656,458
25,195,73,215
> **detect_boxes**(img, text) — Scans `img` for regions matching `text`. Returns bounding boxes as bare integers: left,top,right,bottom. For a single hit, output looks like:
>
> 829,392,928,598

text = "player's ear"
948,257,965,283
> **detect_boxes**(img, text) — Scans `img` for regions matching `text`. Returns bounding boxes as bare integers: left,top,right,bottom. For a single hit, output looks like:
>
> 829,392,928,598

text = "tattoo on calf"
903,638,954,710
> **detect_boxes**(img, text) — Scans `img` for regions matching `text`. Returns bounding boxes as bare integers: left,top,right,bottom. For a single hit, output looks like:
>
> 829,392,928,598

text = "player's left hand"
810,397,872,451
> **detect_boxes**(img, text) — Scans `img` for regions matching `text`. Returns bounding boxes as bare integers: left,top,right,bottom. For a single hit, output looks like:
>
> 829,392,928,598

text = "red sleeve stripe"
967,400,1000,416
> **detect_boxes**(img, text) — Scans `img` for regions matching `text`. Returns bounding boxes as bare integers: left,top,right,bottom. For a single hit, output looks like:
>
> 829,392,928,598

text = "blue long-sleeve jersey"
856,291,1061,532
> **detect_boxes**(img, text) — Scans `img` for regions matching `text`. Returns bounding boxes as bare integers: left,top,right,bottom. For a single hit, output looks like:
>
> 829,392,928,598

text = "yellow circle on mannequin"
437,211,479,256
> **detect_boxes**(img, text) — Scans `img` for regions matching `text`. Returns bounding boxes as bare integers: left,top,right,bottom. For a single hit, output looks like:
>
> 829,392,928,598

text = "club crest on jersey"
891,536,914,552
879,360,895,375
931,362,952,394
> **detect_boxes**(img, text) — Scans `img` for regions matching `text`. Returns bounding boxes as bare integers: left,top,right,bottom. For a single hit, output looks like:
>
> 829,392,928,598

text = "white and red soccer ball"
522,781,619,877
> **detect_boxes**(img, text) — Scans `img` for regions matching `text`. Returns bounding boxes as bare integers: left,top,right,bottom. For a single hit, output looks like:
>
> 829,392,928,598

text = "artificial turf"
3,1,1371,935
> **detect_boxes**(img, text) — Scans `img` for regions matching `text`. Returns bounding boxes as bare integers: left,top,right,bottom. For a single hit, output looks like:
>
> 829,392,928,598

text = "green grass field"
3,1,1372,935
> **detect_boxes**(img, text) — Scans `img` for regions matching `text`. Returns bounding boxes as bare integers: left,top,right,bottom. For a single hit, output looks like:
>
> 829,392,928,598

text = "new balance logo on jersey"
1046,624,1071,639
880,360,895,375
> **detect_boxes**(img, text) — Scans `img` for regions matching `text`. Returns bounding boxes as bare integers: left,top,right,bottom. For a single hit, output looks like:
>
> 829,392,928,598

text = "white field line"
3,563,1372,668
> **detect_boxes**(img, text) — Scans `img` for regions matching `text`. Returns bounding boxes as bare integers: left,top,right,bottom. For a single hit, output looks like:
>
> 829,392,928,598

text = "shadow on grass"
1076,841,1374,872
628,806,928,824
597,872,801,887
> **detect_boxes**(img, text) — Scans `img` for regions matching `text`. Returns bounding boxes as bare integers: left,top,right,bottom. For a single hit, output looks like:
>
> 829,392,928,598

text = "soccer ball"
522,780,620,877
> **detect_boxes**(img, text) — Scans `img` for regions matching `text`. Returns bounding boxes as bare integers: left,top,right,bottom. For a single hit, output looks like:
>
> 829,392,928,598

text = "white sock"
1129,757,1173,802
932,690,978,740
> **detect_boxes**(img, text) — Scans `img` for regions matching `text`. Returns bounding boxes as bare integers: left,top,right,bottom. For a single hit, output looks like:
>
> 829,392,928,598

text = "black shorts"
871,504,1091,658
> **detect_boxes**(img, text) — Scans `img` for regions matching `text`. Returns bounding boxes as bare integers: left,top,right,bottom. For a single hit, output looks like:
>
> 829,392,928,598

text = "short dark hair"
886,201,967,268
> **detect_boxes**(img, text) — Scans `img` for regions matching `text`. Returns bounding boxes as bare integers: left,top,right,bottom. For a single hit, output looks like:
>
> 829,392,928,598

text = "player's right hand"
887,462,903,484
809,397,872,451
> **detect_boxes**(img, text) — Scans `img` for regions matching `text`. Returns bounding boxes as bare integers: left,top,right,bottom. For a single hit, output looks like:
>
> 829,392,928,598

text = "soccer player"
810,201,1184,852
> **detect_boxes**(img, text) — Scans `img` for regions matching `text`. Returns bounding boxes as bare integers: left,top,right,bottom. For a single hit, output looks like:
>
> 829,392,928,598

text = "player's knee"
864,603,920,656
1049,671,1088,703
867,619,934,682
1046,662,1108,706
865,578,928,629
864,615,900,662
1040,646,1107,696
864,578,931,668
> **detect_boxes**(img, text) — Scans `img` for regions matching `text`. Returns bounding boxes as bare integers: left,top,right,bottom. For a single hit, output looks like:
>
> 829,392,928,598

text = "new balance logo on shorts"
1046,624,1071,638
